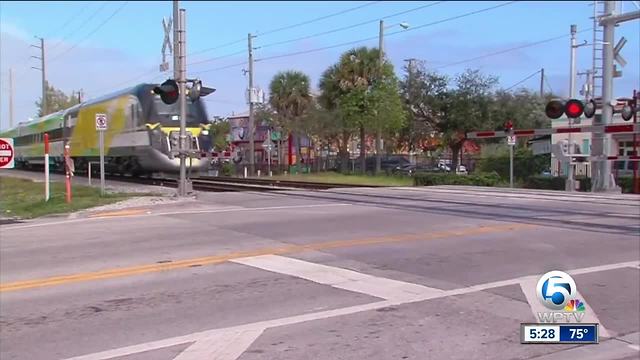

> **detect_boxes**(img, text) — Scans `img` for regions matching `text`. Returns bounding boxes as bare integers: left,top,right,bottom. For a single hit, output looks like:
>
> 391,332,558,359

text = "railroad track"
194,176,385,190
9,168,383,192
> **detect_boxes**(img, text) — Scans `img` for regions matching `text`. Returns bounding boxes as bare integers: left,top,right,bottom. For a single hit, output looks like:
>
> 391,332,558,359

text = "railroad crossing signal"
153,79,179,105
545,99,590,119
0,138,15,169
613,36,627,68
160,17,172,72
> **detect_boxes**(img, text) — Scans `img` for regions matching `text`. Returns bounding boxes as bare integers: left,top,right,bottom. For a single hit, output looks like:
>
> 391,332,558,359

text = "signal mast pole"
178,7,189,196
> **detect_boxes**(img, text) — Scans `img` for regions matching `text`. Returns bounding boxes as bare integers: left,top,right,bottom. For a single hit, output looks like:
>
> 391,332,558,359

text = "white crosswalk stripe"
231,254,445,302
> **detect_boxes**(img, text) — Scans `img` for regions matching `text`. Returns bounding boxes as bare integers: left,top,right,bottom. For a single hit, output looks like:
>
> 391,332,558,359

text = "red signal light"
545,100,565,119
503,120,513,132
565,99,584,118
153,79,179,105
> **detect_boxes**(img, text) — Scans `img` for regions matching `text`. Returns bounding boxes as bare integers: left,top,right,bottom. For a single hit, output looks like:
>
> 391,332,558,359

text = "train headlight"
201,130,209,136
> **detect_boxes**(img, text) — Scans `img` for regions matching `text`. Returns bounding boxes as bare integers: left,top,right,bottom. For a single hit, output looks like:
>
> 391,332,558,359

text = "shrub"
478,148,549,181
523,176,566,190
221,163,234,177
414,172,501,187
616,176,636,193
576,176,592,192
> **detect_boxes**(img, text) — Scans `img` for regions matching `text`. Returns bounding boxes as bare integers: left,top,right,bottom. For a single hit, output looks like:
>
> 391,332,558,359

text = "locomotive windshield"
152,96,208,126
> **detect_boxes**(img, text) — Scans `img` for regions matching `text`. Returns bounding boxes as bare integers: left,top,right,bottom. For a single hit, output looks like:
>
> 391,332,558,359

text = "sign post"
64,144,73,203
507,135,516,188
44,133,50,201
95,113,107,196
262,130,274,177
0,138,15,169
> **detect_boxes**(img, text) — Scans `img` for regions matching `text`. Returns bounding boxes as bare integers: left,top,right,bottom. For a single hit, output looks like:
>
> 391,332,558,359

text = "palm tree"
336,47,381,173
268,71,312,167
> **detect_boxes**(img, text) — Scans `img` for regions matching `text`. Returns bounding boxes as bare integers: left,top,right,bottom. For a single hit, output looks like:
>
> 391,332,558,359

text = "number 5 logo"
536,270,577,310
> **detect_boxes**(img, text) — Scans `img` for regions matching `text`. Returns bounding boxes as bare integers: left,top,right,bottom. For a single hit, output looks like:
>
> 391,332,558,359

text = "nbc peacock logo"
564,299,586,312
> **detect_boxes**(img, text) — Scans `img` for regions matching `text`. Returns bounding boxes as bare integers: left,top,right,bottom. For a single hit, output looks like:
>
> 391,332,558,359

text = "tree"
209,119,231,152
436,69,498,171
268,71,313,165
490,89,549,131
399,60,448,153
35,81,81,117
326,46,405,174
318,64,356,172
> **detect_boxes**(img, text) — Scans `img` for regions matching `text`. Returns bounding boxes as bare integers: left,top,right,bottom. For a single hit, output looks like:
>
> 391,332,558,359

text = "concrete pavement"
1,186,638,359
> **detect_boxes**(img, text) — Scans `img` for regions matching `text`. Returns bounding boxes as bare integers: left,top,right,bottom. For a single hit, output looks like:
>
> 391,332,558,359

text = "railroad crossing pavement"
1,186,638,359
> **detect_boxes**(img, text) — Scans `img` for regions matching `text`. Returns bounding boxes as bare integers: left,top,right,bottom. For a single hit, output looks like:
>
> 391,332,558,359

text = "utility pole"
9,68,14,128
247,33,256,176
177,8,189,196
569,25,578,99
567,25,577,191
375,19,384,174
31,37,46,116
591,1,639,192
539,68,544,98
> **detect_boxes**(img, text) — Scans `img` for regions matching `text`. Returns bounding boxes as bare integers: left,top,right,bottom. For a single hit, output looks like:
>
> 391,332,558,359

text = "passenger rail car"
0,83,212,175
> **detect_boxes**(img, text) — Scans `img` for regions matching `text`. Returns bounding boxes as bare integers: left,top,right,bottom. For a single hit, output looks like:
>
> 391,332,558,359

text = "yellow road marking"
0,223,535,293
88,209,149,218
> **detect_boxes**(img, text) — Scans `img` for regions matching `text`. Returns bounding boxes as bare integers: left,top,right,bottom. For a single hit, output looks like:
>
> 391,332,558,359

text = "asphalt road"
1,185,639,360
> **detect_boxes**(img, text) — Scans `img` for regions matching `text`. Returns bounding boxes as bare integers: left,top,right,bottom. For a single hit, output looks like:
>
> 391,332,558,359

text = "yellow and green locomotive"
0,83,212,175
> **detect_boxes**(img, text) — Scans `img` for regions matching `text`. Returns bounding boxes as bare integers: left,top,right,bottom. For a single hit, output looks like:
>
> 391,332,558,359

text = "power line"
189,49,246,67
187,1,381,58
433,28,592,70
192,61,249,75
386,1,517,36
47,3,92,49
92,67,158,95
544,75,554,94
50,1,129,63
49,1,110,52
504,70,541,91
258,1,382,37
188,38,246,58
258,1,445,50
256,1,518,63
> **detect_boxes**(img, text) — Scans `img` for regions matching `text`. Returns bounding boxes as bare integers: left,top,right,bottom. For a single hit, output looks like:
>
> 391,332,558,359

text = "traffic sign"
262,137,274,152
0,138,15,169
507,135,516,146
95,113,108,131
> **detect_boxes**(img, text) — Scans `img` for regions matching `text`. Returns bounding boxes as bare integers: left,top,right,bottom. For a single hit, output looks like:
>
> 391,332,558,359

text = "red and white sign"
467,123,640,139
95,113,108,131
0,138,15,169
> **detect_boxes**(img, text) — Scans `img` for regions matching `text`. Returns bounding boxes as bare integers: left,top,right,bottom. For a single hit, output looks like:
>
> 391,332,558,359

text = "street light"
374,20,410,174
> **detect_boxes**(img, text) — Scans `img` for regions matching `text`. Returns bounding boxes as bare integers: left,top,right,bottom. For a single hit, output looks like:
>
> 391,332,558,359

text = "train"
0,83,212,176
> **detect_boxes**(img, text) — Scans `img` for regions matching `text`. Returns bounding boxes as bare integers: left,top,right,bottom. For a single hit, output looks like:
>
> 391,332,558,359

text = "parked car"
456,165,468,175
393,164,446,176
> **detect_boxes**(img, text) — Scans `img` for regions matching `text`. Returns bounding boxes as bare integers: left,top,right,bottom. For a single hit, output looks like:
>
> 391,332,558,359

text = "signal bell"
621,99,635,121
153,79,179,105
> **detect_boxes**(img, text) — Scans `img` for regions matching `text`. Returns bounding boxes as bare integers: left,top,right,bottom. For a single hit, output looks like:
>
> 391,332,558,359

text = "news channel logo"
536,270,586,323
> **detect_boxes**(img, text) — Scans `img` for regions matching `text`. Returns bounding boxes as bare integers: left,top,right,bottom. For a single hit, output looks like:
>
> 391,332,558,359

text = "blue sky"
1,1,639,129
